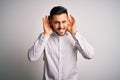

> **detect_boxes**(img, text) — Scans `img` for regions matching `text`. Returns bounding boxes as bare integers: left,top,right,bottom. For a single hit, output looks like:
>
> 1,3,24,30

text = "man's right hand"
43,16,53,36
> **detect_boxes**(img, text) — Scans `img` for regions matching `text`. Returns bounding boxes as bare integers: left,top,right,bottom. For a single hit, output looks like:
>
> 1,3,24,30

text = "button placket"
58,37,63,80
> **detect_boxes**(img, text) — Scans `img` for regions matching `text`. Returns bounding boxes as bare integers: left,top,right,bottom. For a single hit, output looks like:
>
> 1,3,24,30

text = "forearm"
28,33,49,61
73,32,95,59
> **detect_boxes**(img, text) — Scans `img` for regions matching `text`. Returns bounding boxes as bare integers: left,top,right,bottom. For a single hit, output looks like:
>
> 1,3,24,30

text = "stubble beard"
56,28,67,36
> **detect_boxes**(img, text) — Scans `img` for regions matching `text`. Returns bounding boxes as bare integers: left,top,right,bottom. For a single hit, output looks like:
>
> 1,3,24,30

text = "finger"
70,15,75,22
68,15,72,23
45,16,47,22
69,15,75,25
67,19,71,26
46,16,49,22
42,17,45,25
43,16,47,26
42,17,45,31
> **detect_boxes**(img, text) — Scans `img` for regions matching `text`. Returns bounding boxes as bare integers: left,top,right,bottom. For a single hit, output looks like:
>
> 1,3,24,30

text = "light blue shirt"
28,31,94,80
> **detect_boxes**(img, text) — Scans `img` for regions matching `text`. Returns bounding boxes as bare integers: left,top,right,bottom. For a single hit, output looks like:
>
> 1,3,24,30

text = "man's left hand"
67,15,77,36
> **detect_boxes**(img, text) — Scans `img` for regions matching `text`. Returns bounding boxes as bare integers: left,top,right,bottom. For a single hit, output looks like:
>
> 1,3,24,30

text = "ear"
48,16,52,25
48,16,54,30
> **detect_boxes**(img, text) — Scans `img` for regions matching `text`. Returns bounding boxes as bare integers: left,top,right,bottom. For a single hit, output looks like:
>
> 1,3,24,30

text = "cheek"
52,25,59,30
64,23,68,28
51,22,58,30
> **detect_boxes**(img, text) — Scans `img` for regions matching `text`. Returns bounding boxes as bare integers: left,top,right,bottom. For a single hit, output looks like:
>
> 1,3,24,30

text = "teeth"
59,29,64,32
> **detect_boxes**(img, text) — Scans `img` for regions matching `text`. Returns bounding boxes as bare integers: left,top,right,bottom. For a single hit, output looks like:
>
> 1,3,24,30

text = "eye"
62,21,66,24
54,21,59,24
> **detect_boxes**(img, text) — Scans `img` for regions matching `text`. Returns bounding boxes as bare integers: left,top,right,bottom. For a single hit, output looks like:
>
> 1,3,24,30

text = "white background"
0,0,120,80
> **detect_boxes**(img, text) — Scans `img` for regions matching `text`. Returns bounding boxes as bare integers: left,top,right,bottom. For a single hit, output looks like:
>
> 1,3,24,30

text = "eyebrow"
62,20,66,23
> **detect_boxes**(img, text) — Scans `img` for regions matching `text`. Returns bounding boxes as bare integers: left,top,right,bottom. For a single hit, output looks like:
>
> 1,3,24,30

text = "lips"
58,29,65,33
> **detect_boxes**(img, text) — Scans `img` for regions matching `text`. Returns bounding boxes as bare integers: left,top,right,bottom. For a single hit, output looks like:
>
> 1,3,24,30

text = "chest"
48,36,75,51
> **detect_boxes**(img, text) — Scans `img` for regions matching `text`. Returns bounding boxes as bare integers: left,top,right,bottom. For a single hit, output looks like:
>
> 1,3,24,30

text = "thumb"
67,26,71,32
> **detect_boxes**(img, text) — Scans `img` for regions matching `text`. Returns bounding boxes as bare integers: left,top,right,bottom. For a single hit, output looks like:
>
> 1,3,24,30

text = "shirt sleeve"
28,33,49,61
73,32,95,59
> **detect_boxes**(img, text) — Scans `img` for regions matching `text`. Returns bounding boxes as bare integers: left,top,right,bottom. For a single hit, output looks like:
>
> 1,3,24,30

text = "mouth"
58,28,66,33
56,28,66,36
59,29,65,32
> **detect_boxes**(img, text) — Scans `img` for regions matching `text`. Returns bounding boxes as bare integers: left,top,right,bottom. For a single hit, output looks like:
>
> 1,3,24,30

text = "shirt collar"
51,31,70,37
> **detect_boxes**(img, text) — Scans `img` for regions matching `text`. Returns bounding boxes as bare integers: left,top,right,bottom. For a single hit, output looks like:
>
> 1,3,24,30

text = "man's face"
51,13,68,36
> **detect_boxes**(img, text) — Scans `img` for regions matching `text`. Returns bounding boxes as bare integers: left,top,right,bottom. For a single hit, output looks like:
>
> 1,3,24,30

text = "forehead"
52,13,68,21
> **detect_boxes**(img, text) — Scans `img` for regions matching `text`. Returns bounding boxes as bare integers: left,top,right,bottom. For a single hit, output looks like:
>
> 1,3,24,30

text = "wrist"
44,32,51,36
71,29,77,36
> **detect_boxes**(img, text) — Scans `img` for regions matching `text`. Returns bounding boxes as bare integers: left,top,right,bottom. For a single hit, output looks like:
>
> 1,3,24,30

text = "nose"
59,23,64,28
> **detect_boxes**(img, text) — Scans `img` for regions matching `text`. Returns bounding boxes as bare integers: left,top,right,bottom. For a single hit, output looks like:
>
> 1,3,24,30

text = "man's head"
50,6,68,36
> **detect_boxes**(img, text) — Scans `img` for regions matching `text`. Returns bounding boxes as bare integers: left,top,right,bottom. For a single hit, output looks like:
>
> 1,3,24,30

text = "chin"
55,30,67,36
57,32,65,36
59,34,65,36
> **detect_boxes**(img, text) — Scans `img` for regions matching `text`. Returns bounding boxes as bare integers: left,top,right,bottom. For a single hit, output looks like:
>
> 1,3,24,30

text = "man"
28,6,94,80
